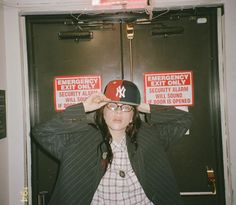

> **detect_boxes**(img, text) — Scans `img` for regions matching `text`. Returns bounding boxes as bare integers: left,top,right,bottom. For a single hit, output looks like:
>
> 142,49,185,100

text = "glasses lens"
121,105,133,112
106,103,117,110
106,103,133,112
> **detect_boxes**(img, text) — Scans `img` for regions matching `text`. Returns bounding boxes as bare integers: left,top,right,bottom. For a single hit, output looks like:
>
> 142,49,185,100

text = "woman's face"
103,103,134,134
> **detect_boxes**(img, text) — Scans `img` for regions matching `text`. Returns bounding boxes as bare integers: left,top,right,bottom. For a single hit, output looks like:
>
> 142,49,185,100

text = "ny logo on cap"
116,85,126,98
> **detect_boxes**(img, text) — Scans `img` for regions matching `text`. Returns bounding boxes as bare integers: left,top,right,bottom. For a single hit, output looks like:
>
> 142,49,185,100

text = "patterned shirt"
91,136,154,205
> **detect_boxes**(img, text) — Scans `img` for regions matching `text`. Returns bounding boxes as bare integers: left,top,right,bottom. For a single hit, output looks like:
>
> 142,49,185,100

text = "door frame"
19,6,232,205
216,7,233,205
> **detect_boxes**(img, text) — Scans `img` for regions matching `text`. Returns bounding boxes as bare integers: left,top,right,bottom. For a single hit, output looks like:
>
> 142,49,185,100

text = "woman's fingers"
83,92,110,112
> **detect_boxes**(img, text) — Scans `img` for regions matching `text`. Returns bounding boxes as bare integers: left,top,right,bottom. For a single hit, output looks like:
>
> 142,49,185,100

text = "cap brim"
103,100,139,106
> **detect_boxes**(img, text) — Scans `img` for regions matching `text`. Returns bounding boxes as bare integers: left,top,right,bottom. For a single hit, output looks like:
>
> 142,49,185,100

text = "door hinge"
20,186,29,203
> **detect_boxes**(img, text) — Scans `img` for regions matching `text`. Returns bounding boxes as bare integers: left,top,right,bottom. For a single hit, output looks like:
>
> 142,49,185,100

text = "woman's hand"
83,92,110,112
137,103,150,113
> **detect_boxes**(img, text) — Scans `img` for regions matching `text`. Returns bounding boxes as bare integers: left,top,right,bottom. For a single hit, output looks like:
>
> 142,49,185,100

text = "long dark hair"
94,105,142,171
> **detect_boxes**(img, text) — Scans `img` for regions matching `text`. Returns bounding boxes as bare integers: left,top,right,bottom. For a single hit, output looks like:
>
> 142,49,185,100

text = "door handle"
38,191,48,205
180,167,216,196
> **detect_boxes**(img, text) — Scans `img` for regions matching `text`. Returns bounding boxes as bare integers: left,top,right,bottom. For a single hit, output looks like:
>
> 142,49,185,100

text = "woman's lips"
113,118,122,123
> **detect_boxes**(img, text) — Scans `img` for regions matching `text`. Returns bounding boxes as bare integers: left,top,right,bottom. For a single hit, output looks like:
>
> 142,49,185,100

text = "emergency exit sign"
144,71,194,106
54,75,102,111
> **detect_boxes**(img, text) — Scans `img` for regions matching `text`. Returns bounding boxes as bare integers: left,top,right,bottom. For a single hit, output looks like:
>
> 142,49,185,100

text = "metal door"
26,7,225,205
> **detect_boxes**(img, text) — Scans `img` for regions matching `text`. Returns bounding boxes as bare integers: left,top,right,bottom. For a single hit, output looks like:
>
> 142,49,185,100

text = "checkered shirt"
91,136,154,205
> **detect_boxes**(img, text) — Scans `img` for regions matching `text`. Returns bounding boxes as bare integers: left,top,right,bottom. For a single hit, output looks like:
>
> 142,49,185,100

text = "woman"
32,79,192,205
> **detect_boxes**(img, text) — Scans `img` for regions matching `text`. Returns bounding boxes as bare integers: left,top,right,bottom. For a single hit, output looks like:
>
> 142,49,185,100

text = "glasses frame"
106,102,134,112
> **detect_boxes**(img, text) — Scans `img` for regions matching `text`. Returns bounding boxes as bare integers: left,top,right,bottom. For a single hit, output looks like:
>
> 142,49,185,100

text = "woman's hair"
94,105,142,171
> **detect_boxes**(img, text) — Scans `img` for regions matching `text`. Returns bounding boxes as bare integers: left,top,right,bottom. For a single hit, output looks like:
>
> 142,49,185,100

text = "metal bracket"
126,23,134,40
126,23,134,81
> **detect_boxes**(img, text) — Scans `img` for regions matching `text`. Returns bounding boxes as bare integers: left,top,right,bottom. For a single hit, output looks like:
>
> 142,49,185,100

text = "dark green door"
26,7,225,205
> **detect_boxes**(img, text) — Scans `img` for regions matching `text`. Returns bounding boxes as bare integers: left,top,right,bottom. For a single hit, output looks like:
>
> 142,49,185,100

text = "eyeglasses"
106,102,134,112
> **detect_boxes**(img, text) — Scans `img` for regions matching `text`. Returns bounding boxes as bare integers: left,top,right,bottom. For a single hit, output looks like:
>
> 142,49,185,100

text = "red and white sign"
92,0,147,8
54,75,102,111
144,71,194,106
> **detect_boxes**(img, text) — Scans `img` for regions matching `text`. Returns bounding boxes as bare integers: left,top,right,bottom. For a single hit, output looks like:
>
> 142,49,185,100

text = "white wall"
224,0,236,203
0,0,235,205
0,3,9,205
3,5,25,205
